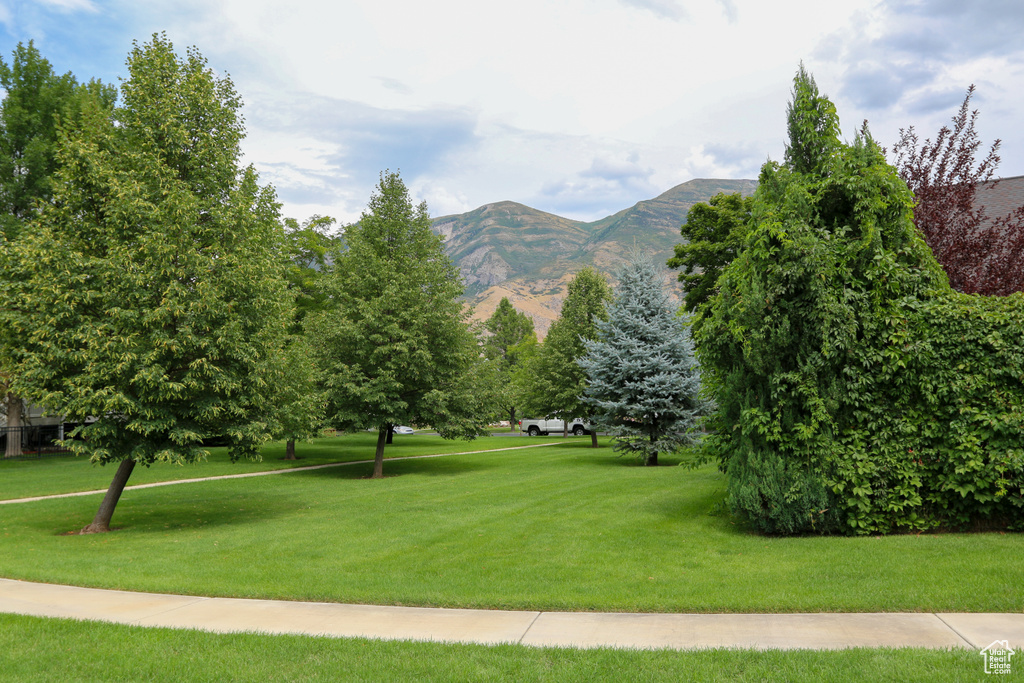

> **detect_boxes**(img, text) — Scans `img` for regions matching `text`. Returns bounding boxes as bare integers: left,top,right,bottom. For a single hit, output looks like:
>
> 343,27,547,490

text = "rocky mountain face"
433,178,757,336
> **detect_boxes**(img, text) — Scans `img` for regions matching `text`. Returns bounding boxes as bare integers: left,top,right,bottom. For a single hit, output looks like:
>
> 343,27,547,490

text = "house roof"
976,174,1024,223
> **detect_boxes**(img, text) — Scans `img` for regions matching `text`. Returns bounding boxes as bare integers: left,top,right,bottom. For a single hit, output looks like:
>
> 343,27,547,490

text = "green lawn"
0,613,982,683
1,435,1021,613
0,431,555,500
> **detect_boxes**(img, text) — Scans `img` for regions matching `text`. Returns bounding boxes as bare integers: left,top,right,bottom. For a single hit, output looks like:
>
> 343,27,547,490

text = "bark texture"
80,458,136,534
4,393,23,457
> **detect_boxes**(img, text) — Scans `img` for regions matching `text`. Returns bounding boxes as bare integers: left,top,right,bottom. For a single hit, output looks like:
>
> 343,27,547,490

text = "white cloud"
7,0,1024,221
38,0,98,11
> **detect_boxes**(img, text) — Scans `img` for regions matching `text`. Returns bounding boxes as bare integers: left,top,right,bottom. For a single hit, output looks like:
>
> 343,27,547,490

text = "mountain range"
432,178,757,335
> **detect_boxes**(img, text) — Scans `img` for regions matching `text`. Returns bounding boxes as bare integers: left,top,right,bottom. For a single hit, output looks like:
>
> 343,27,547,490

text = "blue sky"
3,0,1024,223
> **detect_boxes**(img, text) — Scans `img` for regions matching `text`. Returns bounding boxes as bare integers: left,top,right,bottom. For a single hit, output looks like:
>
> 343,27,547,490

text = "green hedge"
834,293,1024,533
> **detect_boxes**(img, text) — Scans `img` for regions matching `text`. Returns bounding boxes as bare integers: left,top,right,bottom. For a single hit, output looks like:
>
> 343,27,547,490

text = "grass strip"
0,613,982,682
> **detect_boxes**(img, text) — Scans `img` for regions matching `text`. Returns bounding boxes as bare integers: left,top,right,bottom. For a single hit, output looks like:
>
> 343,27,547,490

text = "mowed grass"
0,613,981,683
1,435,1021,613
0,431,556,500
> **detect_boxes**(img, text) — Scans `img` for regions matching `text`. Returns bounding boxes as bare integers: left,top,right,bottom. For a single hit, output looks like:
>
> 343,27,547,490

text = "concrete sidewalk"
2,578,1022,651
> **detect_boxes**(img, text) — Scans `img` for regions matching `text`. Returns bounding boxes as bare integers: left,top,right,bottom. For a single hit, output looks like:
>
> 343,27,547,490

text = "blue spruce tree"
578,252,703,465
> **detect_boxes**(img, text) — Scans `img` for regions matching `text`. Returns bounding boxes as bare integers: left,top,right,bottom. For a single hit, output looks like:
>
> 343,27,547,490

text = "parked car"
519,418,591,436
393,425,414,435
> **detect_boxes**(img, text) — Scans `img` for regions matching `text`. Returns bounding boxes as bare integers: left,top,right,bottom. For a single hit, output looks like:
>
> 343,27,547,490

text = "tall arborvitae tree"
518,267,610,442
891,85,1024,296
4,35,291,532
698,67,950,534
579,252,703,465
307,171,484,478
0,41,116,455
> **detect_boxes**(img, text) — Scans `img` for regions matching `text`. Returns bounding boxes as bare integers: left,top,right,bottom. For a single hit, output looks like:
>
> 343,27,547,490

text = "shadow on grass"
292,452,501,481
653,486,729,520
71,489,296,536
562,450,689,469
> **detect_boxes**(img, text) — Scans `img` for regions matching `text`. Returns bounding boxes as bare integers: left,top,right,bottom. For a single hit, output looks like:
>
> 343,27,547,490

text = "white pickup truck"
519,418,591,436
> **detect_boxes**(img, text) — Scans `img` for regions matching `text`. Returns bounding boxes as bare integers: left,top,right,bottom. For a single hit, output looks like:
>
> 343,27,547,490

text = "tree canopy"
307,170,484,478
891,85,1024,296
0,41,116,455
0,41,116,240
483,297,536,429
2,34,291,532
667,192,753,315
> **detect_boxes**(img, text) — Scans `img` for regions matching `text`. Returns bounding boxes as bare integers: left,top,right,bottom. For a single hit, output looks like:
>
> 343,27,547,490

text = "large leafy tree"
0,41,116,239
518,267,611,442
579,252,703,465
3,35,291,532
307,171,483,478
667,192,753,316
891,85,1024,296
0,42,115,455
483,297,536,430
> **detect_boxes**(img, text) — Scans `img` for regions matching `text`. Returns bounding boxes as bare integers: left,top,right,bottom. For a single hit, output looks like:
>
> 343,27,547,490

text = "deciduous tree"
483,297,536,430
0,41,115,456
3,35,291,532
282,214,341,333
891,85,1024,295
667,192,753,316
307,171,484,478
519,267,610,442
580,252,703,465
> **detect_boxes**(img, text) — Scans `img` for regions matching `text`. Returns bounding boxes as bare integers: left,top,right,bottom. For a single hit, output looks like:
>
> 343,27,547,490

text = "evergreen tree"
698,67,948,534
3,35,291,532
307,171,484,478
579,252,702,465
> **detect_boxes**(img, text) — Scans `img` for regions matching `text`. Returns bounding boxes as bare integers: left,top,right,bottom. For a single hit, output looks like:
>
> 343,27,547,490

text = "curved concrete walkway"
2,578,1022,651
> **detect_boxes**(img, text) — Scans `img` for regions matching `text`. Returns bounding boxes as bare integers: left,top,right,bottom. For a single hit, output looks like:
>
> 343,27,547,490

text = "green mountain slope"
433,178,757,334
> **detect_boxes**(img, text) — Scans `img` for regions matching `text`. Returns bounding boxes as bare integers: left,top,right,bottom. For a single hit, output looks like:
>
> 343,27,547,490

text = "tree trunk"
284,438,296,460
386,425,394,444
5,393,23,458
647,433,658,466
372,426,387,479
509,407,517,433
563,422,568,438
590,430,599,448
80,459,136,534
